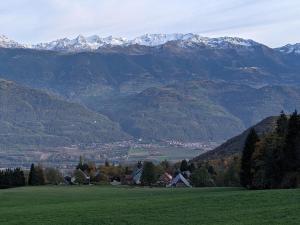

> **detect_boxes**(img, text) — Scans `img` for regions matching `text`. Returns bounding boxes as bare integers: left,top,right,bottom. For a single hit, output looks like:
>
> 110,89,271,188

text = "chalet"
167,173,192,188
132,167,143,185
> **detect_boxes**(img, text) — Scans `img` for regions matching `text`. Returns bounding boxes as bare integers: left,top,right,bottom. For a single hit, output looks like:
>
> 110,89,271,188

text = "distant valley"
0,33,300,165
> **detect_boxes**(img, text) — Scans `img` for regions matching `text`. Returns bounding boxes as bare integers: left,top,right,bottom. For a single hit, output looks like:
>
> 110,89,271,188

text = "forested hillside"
0,79,128,149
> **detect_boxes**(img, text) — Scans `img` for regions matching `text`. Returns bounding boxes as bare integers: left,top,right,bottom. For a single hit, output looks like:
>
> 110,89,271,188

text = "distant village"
0,140,218,169
1,153,232,189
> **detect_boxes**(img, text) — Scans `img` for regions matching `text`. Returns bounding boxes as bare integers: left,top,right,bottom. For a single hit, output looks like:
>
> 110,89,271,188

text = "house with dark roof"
167,173,192,188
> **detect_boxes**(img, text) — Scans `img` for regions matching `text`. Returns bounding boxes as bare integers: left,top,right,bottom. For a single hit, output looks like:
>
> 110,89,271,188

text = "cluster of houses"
65,167,192,188
123,168,192,187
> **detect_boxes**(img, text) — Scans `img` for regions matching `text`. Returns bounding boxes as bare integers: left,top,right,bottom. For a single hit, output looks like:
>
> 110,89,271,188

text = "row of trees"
240,111,300,189
28,164,64,185
0,164,64,188
0,168,25,188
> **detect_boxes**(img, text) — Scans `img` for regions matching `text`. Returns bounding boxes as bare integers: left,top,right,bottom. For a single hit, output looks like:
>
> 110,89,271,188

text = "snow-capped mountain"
130,33,194,46
0,33,297,53
32,33,261,51
33,35,129,51
0,35,26,49
276,43,300,55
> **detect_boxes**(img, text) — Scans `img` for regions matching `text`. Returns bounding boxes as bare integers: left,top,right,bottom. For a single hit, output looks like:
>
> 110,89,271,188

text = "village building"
167,173,192,188
73,169,90,185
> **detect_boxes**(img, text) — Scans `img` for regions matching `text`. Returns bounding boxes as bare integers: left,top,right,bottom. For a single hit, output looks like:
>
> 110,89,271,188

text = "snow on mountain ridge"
0,35,26,48
276,43,300,55
1,33,298,53
31,33,261,51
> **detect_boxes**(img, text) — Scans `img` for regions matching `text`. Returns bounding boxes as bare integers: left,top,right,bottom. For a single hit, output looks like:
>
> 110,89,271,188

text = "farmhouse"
167,173,191,188
132,167,143,185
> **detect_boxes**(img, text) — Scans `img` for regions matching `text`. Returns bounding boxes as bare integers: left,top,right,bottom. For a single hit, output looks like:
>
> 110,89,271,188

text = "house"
132,167,143,185
167,173,192,188
157,172,173,187
73,169,90,185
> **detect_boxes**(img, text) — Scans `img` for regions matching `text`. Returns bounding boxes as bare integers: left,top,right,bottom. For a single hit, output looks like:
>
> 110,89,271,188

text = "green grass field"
0,186,299,225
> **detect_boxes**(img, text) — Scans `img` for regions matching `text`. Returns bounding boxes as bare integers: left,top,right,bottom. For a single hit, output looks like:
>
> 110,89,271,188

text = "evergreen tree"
188,163,196,173
28,163,36,185
0,168,25,188
76,156,89,172
13,168,25,187
282,110,300,172
240,128,259,188
180,160,189,172
141,161,156,186
251,134,281,189
276,111,288,137
28,163,45,185
36,165,45,185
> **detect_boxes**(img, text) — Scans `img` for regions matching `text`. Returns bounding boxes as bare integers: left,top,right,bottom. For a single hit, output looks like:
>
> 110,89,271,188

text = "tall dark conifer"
36,165,45,185
276,111,288,137
28,163,41,185
180,160,189,172
28,163,35,185
282,110,300,172
240,128,259,188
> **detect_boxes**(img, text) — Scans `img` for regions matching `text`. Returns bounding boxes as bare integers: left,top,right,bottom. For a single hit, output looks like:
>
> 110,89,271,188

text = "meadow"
0,186,299,225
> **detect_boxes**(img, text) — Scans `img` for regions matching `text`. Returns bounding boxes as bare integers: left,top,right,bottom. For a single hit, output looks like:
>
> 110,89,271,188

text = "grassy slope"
0,187,299,225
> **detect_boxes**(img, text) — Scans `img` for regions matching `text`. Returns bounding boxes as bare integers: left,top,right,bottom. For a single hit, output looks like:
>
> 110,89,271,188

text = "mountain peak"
0,35,25,49
30,33,261,52
0,33,295,53
276,43,300,55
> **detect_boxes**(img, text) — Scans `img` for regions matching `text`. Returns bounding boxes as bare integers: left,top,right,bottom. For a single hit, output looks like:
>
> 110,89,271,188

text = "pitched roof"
167,173,191,187
132,168,143,184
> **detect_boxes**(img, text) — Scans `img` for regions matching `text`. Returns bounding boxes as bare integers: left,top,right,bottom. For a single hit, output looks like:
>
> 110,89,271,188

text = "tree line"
0,163,64,188
0,168,25,188
240,111,300,189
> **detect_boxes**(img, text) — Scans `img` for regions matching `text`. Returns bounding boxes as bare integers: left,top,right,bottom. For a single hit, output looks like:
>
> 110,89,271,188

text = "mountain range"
0,33,300,156
1,33,300,54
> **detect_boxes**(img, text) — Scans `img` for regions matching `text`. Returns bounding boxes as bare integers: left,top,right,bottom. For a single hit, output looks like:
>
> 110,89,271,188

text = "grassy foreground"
0,186,299,225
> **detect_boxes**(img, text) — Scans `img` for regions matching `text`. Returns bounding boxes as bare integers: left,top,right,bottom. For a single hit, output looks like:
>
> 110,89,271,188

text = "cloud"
0,0,299,47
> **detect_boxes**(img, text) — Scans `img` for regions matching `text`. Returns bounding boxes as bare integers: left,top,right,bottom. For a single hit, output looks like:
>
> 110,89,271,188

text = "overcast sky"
1,0,300,47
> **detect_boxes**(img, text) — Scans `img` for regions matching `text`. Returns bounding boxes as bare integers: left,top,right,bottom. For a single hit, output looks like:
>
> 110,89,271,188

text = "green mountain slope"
88,86,244,142
86,80,300,142
193,117,277,161
0,79,129,150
